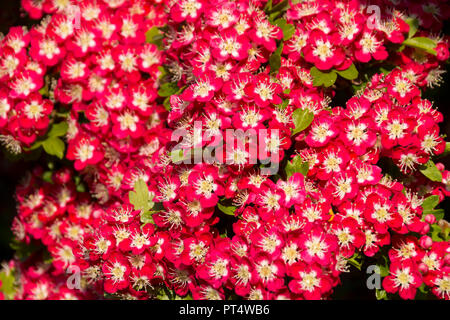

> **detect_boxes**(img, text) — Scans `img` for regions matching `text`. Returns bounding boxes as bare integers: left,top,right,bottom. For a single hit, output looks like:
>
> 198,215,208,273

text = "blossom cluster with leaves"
0,0,449,300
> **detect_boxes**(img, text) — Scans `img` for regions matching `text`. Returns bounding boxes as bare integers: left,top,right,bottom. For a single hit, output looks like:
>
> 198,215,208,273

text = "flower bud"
418,263,428,274
444,254,450,266
419,236,433,249
425,214,436,225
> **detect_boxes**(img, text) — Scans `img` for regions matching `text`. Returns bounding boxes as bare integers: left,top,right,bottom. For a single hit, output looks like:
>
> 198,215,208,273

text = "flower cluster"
163,0,330,169
294,71,450,299
0,26,52,151
282,0,449,89
383,235,450,300
0,257,92,300
0,0,449,301
1,0,167,153
12,167,103,276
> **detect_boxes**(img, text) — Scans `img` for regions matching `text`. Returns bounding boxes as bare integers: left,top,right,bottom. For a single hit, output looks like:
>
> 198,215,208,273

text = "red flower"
16,93,52,130
303,30,345,70
354,31,388,62
66,135,104,170
102,252,131,294
288,262,333,299
383,260,422,300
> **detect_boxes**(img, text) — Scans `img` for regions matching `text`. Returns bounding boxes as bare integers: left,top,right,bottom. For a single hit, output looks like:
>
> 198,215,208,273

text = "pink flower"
305,113,338,147
303,30,345,70
248,18,283,52
102,252,131,294
299,226,338,266
288,262,333,299
16,93,52,130
66,135,104,170
383,260,422,300
251,254,285,292
354,31,388,62
245,73,282,107
182,72,222,102
211,28,250,61
170,0,204,23
186,164,224,208
277,173,306,207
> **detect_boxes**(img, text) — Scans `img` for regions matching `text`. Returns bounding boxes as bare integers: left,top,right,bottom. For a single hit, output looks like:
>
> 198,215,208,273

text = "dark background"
0,0,35,261
0,0,449,299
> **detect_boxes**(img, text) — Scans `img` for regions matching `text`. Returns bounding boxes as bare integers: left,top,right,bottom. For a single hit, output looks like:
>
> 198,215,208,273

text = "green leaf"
42,249,53,264
174,294,193,300
375,289,388,300
346,253,363,271
268,11,282,22
443,227,450,241
76,182,86,193
269,42,284,75
263,0,273,12
276,99,290,109
155,287,175,300
405,17,419,39
426,209,445,221
28,140,44,150
419,160,443,182
28,123,68,158
336,63,358,80
10,239,40,260
376,254,390,278
129,179,154,213
145,26,163,48
285,155,309,178
422,195,440,212
273,18,295,41
39,85,48,97
217,203,236,216
158,82,179,97
270,0,289,12
310,67,337,87
170,149,187,163
418,283,429,294
0,270,15,299
42,137,65,159
42,171,53,183
47,121,68,137
292,108,314,135
140,210,155,225
163,96,171,111
403,37,437,55
74,176,86,193
430,224,444,242
38,75,50,97
158,65,167,80
266,0,290,21
378,264,389,277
